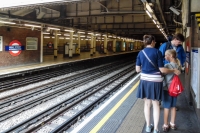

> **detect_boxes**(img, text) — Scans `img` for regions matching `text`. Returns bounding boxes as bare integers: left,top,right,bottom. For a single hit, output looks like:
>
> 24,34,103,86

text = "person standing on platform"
136,35,180,133
162,49,181,132
159,33,186,111
159,33,186,70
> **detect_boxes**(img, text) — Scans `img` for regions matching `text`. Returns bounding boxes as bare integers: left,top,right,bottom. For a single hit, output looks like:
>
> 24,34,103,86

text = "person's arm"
136,66,141,73
159,67,180,75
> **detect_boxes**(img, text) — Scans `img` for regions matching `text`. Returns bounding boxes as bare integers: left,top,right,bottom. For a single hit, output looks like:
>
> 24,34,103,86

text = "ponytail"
176,58,181,70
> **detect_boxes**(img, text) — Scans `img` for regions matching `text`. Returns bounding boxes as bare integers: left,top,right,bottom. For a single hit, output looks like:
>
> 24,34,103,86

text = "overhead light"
145,10,152,18
0,20,16,24
65,29,74,32
64,34,70,36
88,32,94,35
77,31,85,34
169,6,180,15
152,20,156,24
0,0,75,8
44,36,50,38
53,33,61,35
24,24,41,28
48,27,60,30
43,32,50,34
157,25,160,28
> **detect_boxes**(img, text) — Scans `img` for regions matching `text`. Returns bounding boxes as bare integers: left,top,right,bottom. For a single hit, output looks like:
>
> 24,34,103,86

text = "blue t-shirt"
136,47,164,74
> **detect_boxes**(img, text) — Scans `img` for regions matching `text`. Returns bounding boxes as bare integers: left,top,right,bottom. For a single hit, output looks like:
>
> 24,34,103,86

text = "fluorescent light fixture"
59,37,64,39
43,32,50,34
0,0,73,8
64,34,70,36
65,29,74,32
53,33,61,35
78,31,85,34
157,25,160,28
0,20,16,24
48,27,60,30
80,35,85,37
88,33,94,35
44,36,50,38
65,37,70,39
152,20,156,24
95,34,101,36
24,24,41,28
145,10,152,18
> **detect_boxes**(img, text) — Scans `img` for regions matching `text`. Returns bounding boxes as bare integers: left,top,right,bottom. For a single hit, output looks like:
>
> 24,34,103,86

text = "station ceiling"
0,0,183,42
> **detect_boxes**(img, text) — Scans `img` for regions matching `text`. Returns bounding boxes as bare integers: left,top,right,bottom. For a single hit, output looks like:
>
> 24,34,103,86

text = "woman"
136,35,180,133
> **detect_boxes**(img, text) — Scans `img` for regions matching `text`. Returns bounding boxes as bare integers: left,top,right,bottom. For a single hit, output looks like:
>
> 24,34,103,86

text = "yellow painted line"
89,80,140,133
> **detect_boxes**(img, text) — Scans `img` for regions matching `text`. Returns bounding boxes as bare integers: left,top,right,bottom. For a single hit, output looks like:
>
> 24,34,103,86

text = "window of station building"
26,37,38,50
0,36,3,51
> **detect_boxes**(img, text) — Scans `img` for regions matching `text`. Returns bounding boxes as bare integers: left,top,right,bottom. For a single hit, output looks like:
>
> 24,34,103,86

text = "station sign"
5,40,24,56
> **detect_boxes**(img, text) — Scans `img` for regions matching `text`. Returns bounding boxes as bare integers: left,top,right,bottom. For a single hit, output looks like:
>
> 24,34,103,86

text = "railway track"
3,63,137,133
0,58,138,132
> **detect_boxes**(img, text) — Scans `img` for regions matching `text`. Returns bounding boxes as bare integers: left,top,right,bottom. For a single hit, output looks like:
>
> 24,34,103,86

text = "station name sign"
5,40,24,56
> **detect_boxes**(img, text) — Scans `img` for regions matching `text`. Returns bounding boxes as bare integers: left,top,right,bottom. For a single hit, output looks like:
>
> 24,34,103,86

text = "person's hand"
174,69,181,75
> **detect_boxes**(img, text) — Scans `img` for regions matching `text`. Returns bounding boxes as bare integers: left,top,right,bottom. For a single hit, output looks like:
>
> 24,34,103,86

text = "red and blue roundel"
5,40,24,56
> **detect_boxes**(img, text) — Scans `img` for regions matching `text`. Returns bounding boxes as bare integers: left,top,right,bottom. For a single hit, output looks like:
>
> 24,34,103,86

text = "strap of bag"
166,42,171,50
142,50,163,76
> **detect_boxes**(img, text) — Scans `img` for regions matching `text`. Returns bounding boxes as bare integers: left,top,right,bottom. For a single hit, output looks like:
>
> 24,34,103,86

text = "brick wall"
0,26,41,68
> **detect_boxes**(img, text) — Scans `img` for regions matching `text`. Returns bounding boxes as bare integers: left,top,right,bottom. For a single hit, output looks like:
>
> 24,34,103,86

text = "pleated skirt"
136,79,163,101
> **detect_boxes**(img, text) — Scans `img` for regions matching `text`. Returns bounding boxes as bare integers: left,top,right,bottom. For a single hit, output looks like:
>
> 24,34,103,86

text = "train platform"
0,51,137,76
64,73,200,133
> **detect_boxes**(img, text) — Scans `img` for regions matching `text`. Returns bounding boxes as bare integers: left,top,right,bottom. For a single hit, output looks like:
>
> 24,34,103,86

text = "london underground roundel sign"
5,40,25,56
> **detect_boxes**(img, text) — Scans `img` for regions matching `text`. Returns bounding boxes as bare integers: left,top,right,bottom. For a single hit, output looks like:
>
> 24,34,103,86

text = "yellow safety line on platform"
89,80,140,133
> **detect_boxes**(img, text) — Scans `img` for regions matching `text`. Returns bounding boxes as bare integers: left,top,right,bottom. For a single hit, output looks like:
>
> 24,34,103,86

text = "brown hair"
143,35,155,45
172,33,185,42
166,49,181,70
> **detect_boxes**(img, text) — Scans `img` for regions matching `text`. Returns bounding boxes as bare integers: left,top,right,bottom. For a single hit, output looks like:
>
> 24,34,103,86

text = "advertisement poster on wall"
0,36,2,51
191,48,200,108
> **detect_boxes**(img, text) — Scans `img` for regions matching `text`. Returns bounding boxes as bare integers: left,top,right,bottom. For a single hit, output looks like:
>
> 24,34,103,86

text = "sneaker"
153,130,160,133
170,123,177,130
162,124,169,132
146,124,153,132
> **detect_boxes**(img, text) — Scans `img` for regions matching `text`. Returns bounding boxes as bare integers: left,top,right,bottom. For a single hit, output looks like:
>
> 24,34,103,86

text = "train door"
116,41,121,52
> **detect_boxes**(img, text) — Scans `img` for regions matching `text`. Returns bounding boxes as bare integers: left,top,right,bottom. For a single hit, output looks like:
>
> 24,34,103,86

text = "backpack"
168,75,184,97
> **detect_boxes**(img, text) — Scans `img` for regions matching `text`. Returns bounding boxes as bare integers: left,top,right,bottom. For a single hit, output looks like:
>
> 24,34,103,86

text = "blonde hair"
166,49,181,70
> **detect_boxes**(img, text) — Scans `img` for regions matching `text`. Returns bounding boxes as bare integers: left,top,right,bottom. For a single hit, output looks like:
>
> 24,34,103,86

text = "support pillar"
78,33,81,54
54,30,58,58
40,29,43,62
113,39,116,53
90,34,94,56
104,36,107,54
69,32,73,58
93,36,96,54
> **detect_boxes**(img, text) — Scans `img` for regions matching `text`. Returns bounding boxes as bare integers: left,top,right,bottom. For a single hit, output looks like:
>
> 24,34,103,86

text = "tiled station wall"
0,26,40,68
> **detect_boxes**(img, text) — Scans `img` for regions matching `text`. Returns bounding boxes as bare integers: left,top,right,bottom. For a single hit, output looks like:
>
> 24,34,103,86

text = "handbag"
142,50,164,77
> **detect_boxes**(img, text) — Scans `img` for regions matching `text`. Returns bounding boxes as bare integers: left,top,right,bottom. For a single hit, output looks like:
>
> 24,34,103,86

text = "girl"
162,49,181,132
